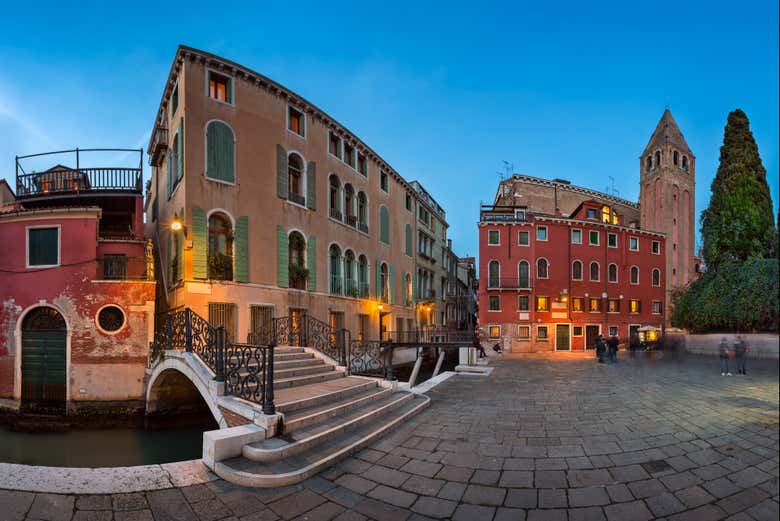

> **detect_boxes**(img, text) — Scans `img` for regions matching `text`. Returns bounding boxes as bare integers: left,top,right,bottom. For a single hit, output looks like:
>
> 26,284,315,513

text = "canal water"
0,425,205,467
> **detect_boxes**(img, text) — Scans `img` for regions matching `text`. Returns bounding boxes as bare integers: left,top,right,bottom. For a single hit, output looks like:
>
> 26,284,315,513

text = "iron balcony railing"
346,214,357,227
288,192,306,206
486,277,532,290
148,125,168,166
329,208,343,221
358,222,369,234
330,275,342,295
97,256,153,281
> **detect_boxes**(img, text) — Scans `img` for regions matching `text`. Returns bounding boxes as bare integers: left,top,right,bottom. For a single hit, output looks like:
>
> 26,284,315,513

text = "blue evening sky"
1,0,777,259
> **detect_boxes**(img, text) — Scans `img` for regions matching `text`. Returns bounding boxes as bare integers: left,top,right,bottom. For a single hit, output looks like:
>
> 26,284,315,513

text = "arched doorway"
21,306,67,411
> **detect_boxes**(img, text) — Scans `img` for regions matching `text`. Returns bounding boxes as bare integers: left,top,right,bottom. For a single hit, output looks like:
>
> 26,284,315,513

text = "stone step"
242,392,413,462
272,362,333,379
274,377,381,414
273,368,345,390
272,357,320,369
282,387,393,433
214,394,429,488
273,351,314,363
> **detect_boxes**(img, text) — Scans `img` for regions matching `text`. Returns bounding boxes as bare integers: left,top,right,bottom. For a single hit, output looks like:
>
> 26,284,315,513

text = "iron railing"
348,340,394,378
288,192,306,206
272,313,349,365
387,328,474,345
486,277,532,290
225,337,276,414
96,255,152,281
358,222,369,234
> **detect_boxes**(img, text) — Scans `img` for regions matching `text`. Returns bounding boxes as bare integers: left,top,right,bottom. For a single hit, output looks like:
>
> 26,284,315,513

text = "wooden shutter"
277,145,288,198
207,121,234,182
306,161,316,210
277,225,288,288
380,206,389,244
235,216,249,282
307,236,317,291
191,206,207,279
389,265,395,305
177,118,184,181
166,150,172,197
375,259,382,299
405,224,412,256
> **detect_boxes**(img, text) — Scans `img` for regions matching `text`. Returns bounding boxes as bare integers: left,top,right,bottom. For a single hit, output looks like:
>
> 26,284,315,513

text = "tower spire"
643,108,692,155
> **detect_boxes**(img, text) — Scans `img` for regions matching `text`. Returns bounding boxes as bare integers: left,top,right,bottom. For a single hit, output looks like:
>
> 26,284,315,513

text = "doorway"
21,307,67,411
585,325,600,350
249,305,274,344
555,324,571,351
289,307,307,346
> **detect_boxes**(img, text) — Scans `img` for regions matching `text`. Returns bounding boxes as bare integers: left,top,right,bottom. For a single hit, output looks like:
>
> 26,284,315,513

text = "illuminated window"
571,297,584,312
208,71,232,103
601,205,611,223
535,296,549,312
589,298,601,312
488,325,501,338
537,326,548,340
607,299,620,313
629,299,641,313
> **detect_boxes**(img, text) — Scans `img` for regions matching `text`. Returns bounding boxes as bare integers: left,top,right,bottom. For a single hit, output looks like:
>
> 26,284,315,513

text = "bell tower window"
673,151,679,166
654,150,661,167
681,156,689,172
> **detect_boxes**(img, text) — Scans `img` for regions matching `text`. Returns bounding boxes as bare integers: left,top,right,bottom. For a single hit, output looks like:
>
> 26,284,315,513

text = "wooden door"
22,307,67,411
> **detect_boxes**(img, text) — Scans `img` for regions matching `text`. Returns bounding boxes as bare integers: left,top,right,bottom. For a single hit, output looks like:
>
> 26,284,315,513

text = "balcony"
346,214,357,227
97,255,153,281
15,149,143,202
147,125,168,166
486,277,532,290
288,192,306,206
329,208,343,221
330,275,342,295
358,222,369,234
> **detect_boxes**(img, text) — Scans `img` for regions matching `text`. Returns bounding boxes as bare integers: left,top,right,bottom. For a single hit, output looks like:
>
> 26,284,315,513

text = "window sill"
204,175,236,186
284,198,308,210
208,97,234,108
26,263,60,269
287,128,306,141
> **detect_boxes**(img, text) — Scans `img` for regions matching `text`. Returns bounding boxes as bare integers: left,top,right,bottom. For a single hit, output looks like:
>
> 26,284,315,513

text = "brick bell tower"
639,109,696,322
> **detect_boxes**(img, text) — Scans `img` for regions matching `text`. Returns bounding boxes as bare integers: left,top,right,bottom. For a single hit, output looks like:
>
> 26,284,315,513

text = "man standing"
608,335,619,363
596,335,606,363
719,337,732,376
734,336,748,375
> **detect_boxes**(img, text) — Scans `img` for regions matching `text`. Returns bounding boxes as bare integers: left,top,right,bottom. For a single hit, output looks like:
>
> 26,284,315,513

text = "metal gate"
21,307,67,410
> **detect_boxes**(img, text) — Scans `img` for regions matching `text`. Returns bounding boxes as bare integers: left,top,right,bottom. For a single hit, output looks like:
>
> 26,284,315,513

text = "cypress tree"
701,109,777,267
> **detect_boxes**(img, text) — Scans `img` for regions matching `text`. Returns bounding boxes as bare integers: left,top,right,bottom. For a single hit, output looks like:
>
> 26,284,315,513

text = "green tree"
701,109,777,268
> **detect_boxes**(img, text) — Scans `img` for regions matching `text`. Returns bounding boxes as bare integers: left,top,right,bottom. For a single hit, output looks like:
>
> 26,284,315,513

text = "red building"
478,199,665,352
0,149,155,414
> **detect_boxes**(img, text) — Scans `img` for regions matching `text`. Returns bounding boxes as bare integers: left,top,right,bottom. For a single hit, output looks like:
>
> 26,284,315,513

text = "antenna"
606,176,619,197
502,160,514,178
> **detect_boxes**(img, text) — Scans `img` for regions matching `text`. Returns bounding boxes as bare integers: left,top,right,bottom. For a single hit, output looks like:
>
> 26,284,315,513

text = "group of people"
595,334,619,363
718,336,749,376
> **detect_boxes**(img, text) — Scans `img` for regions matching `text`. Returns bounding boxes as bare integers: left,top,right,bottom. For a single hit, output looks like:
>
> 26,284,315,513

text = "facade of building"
0,151,155,413
455,256,478,331
145,46,460,345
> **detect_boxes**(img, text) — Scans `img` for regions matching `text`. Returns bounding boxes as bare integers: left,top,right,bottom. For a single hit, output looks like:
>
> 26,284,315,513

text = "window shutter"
380,206,389,244
307,236,317,291
177,118,184,181
191,206,207,279
235,216,249,282
389,265,395,305
277,225,288,288
375,259,382,299
167,151,173,197
306,161,316,210
277,144,288,198
405,224,412,256
207,122,235,183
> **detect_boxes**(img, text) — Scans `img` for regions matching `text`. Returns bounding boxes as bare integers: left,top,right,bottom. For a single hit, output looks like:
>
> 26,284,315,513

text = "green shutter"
277,226,288,288
380,206,390,244
277,145,288,198
389,265,395,305
375,259,382,299
191,206,207,279
207,121,234,183
307,236,317,291
306,161,316,210
167,150,172,197
177,118,184,181
235,216,249,282
28,228,58,266
405,224,412,256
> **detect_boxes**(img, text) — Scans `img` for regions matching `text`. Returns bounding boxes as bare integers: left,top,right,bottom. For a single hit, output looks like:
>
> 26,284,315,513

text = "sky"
1,0,777,260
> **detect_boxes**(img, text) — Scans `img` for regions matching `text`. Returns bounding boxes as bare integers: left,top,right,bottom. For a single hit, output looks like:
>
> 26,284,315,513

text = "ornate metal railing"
224,339,275,414
348,340,393,378
386,328,474,345
16,167,143,197
272,314,349,365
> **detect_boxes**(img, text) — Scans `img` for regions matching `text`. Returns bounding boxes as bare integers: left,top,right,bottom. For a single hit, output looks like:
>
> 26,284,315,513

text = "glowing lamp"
171,219,184,232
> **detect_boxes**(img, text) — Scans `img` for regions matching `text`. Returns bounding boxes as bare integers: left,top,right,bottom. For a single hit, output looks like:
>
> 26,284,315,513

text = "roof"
495,174,640,210
642,109,692,155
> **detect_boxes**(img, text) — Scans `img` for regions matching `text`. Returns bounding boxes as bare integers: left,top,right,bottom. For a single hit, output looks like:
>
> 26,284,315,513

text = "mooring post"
432,349,446,378
408,348,424,388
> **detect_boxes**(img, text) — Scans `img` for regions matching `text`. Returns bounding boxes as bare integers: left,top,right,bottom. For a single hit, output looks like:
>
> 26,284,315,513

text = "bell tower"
639,109,696,319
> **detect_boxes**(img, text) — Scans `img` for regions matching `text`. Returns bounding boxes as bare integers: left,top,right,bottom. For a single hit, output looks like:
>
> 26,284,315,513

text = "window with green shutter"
191,206,207,279
206,121,235,183
405,224,412,256
307,236,317,291
27,227,59,267
277,226,289,288
277,144,288,198
234,216,249,282
379,205,390,245
177,117,184,183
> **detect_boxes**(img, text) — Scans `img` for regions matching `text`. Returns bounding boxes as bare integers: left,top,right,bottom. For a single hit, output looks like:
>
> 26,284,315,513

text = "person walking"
473,330,487,359
596,334,606,363
719,337,732,376
734,335,748,375
608,335,619,363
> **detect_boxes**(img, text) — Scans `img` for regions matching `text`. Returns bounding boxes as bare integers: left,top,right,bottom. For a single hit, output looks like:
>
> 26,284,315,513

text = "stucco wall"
683,334,779,360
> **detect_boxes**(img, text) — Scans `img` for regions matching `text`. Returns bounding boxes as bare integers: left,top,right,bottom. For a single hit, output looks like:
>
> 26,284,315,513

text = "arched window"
344,250,356,296
681,156,689,171
344,184,355,226
608,263,618,283
630,266,639,284
405,273,413,306
288,153,305,205
673,151,679,166
537,258,548,279
572,260,582,280
488,260,500,288
288,231,307,290
329,244,342,295
518,260,530,288
646,155,653,171
655,150,661,167
357,192,368,233
208,212,233,280
380,262,389,302
206,121,235,183
358,254,369,297
329,175,342,220
652,268,661,286
589,261,599,281
379,205,390,245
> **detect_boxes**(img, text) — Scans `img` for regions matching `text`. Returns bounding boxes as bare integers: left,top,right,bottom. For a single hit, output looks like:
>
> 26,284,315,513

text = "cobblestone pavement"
2,351,778,520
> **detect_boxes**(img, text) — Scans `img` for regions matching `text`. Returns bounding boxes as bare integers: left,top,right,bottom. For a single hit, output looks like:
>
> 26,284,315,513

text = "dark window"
518,295,529,311
586,208,598,219
171,83,178,116
537,326,548,340
405,194,412,211
589,262,599,281
589,230,599,245
358,154,368,176
517,326,530,339
673,151,679,166
97,305,125,332
573,325,583,336
652,268,661,286
652,301,662,314
608,263,618,283
607,233,617,247
630,266,639,284
28,227,59,266
288,232,307,290
288,154,305,205
329,132,341,157
518,230,530,246
208,213,233,280
488,261,500,287
343,143,355,168
288,106,305,137
652,241,660,254
682,156,689,171
208,302,237,342
489,295,500,311
103,254,127,280
208,71,232,103
488,230,500,245
380,172,389,192
571,229,582,244
572,260,583,280
537,258,548,278
518,261,530,288
536,226,548,241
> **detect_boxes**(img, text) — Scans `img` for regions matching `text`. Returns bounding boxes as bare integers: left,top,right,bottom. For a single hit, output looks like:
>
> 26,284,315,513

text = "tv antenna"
606,176,620,197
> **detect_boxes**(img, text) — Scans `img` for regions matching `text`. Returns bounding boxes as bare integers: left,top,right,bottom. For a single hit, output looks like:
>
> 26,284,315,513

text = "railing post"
263,342,276,415
184,308,193,352
303,313,309,347
385,341,395,380
214,326,226,382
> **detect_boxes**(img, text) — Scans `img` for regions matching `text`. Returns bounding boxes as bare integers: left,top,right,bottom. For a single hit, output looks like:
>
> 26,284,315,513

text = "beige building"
144,46,450,343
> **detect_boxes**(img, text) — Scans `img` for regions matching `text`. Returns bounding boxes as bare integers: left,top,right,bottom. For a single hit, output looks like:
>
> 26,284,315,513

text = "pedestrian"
473,330,487,359
492,342,503,355
608,335,619,363
596,334,606,363
734,335,748,375
718,337,732,376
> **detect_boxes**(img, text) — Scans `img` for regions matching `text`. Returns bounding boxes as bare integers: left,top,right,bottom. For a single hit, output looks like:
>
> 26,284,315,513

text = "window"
208,302,237,342
287,153,305,206
608,326,618,337
357,254,369,297
379,205,390,244
536,258,549,279
607,233,617,248
343,143,356,169
673,150,679,166
608,263,618,283
518,260,530,288
287,106,305,137
488,261,500,288
488,325,501,338
380,172,389,192
586,208,597,219
589,230,599,245
329,244,342,295
646,155,653,171
489,295,500,311
607,299,620,313
535,296,549,312
572,260,583,280
682,156,689,171
630,266,639,284
571,229,582,244
652,301,662,314
517,325,530,339
589,298,601,312
487,230,500,245
27,227,59,267
629,299,641,313
344,184,356,225
208,213,233,281
518,230,530,246
357,154,368,177
329,175,342,220
357,192,368,232
589,261,599,281
573,325,583,337
518,295,529,311
206,121,235,183
405,194,412,212
288,232,307,290
536,226,548,241
601,205,618,224
171,82,178,116
629,237,639,251
655,151,661,166
652,268,661,287
652,241,660,254
329,131,341,158
102,254,127,280
97,305,126,333
537,326,548,340
515,210,526,221
571,297,584,312
207,71,232,103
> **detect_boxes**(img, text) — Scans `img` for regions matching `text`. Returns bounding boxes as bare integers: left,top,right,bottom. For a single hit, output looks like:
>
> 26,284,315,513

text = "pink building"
0,150,155,414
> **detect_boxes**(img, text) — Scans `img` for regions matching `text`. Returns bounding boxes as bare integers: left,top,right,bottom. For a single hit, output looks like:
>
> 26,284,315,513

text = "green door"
22,307,67,410
555,324,571,351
